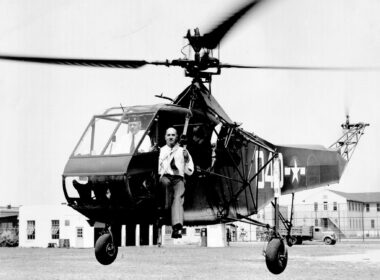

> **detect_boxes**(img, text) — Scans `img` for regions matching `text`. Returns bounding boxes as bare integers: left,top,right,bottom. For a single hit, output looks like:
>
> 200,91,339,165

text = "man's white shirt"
159,144,194,177
111,130,151,154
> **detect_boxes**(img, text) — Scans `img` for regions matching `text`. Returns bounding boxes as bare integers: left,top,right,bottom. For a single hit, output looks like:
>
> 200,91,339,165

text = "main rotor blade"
202,0,264,49
220,63,380,71
0,54,172,69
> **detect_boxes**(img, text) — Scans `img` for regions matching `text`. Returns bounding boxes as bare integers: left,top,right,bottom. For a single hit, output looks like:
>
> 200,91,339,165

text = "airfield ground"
1,241,380,280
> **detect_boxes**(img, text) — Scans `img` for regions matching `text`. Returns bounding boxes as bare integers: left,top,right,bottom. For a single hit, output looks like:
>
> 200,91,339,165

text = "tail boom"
277,145,347,196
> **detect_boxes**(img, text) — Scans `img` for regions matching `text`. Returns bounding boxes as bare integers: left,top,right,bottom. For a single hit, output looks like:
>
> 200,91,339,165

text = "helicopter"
0,0,371,275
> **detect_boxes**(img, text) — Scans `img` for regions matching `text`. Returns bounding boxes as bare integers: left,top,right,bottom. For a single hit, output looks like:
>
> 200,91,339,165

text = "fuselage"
62,102,347,226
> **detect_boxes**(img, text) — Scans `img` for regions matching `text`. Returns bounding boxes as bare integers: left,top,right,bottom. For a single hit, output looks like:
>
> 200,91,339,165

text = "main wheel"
324,237,332,245
95,233,118,265
265,239,288,275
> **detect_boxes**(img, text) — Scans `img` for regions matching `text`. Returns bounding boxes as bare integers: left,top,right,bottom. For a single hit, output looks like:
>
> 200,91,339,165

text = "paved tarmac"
1,241,380,280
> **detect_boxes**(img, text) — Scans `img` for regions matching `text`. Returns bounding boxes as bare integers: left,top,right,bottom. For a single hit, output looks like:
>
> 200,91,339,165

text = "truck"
279,226,337,245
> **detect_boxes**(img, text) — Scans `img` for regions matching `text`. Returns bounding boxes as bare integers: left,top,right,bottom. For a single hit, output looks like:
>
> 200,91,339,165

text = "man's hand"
183,149,189,163
179,134,188,146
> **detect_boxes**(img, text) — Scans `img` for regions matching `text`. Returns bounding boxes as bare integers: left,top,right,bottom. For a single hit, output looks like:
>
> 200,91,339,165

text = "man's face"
165,128,177,147
129,121,141,134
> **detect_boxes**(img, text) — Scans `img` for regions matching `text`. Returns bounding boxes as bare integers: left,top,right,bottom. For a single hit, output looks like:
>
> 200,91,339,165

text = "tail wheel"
95,233,118,265
286,236,297,247
324,237,332,245
265,238,288,275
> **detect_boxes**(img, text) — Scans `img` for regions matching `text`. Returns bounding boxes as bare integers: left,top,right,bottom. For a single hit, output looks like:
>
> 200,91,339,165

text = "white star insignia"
285,159,306,183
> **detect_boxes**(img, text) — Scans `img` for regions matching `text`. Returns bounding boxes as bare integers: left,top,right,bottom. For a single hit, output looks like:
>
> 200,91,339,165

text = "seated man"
158,127,194,238
126,116,151,153
110,116,151,154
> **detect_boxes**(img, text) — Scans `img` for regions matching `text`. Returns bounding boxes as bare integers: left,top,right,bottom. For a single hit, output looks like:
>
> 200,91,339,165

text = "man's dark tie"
130,134,135,153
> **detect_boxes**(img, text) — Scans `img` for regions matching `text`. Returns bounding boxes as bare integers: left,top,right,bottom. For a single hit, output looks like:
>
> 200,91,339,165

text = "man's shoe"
173,223,183,231
171,229,182,239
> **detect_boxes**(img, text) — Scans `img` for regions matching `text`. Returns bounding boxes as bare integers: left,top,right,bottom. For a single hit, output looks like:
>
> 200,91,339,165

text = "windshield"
73,112,154,156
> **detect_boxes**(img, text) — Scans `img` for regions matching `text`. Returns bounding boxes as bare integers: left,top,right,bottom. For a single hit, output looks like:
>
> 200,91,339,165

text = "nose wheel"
95,232,118,265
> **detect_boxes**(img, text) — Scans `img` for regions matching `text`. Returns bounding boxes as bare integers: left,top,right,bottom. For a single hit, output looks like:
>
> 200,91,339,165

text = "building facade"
259,189,380,239
19,204,94,248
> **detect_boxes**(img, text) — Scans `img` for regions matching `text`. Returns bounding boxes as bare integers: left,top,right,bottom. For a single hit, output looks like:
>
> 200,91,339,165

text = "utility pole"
338,203,341,242
362,202,365,242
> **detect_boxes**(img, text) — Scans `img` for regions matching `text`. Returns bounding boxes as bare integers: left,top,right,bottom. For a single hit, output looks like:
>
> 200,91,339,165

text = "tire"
95,233,118,265
265,239,288,275
331,240,336,245
324,237,332,245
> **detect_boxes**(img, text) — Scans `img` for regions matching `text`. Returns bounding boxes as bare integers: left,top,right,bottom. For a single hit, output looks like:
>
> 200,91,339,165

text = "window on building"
377,203,380,212
77,227,83,238
371,220,375,229
315,219,318,226
333,202,337,211
27,220,35,240
182,228,187,236
51,220,60,239
195,228,201,236
65,220,70,226
366,203,370,212
0,222,12,230
314,202,318,211
323,201,328,211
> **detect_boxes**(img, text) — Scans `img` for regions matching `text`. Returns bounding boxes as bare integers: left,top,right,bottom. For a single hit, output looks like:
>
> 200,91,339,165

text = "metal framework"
329,115,369,162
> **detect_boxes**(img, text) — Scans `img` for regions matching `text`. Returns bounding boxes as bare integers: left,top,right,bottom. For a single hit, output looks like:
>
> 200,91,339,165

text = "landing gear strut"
95,226,118,265
265,196,288,274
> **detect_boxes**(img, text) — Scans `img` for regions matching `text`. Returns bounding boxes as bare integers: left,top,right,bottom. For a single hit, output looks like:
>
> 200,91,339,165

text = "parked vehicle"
279,226,336,245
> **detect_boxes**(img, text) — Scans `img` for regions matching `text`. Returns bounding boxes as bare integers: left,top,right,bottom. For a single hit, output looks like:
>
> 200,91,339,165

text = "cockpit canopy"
73,107,155,157
70,103,219,161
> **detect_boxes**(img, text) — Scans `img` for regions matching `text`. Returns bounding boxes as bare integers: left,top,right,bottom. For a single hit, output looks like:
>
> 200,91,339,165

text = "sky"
0,0,379,206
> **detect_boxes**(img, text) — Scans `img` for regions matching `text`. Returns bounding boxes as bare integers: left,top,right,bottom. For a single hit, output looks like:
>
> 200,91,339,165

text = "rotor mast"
183,28,221,83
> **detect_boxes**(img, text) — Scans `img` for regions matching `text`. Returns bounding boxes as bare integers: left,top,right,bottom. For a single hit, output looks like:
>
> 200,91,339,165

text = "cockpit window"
73,112,154,156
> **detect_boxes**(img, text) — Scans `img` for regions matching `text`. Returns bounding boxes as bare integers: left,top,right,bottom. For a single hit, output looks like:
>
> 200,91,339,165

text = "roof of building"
329,190,380,203
0,206,19,216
